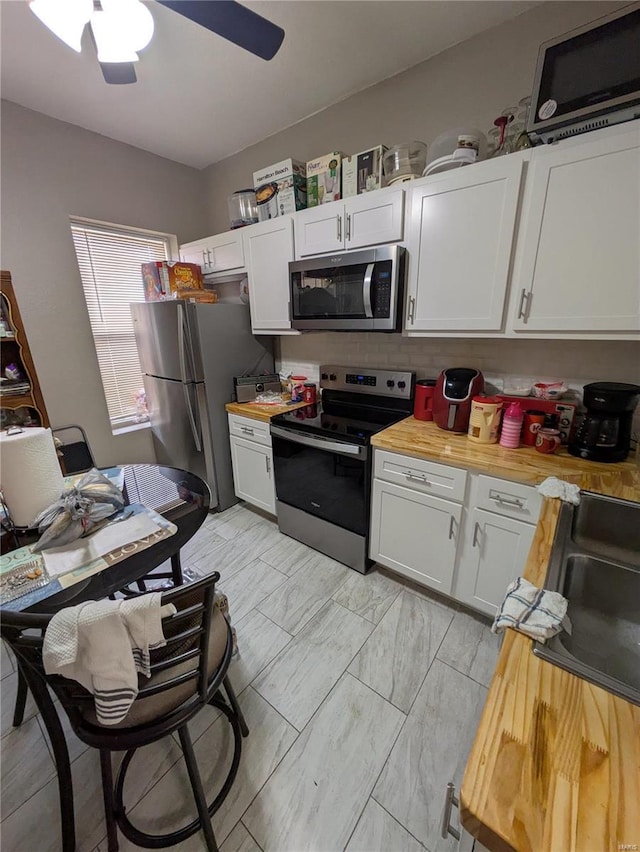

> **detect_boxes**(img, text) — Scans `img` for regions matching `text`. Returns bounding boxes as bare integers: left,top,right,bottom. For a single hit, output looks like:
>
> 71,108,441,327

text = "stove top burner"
271,402,409,445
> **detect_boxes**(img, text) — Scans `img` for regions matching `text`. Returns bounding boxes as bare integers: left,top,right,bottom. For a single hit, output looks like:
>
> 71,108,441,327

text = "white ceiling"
1,0,539,169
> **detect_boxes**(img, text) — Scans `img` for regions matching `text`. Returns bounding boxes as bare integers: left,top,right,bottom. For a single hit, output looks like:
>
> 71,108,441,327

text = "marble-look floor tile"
332,568,403,624
1,640,15,679
114,734,184,810
256,552,349,635
346,798,426,852
194,524,284,581
229,609,292,694
348,591,454,712
38,704,89,764
437,609,502,688
259,534,316,577
222,822,263,852
218,559,288,623
117,687,297,850
1,715,56,818
0,668,38,737
253,601,374,730
210,504,273,541
180,525,226,565
0,747,108,852
244,673,404,852
374,659,487,852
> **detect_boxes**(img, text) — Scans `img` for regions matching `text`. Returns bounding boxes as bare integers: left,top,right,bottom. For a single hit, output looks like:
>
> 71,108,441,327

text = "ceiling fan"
28,0,285,85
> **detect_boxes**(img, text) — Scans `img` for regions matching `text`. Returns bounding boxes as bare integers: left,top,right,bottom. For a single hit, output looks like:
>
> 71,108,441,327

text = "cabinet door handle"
207,248,214,267
265,456,271,474
440,782,461,842
240,426,254,436
337,214,342,242
491,491,524,509
346,212,352,241
517,288,532,321
448,515,456,540
202,249,208,267
407,295,416,324
472,521,481,547
404,471,429,485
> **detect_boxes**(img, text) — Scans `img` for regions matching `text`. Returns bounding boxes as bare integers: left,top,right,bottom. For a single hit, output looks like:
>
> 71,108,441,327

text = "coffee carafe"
569,382,640,462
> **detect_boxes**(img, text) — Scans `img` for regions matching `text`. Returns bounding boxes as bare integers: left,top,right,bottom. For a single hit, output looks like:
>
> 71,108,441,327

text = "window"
70,219,173,429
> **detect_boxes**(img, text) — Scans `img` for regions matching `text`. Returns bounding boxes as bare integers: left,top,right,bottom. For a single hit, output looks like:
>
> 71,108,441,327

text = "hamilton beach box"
253,158,307,221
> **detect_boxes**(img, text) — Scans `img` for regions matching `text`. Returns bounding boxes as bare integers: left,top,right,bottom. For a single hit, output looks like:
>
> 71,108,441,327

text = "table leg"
13,664,28,727
171,551,183,586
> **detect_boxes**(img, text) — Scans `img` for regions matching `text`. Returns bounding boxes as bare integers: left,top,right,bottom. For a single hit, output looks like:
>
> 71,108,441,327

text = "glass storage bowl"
228,189,258,229
383,142,428,184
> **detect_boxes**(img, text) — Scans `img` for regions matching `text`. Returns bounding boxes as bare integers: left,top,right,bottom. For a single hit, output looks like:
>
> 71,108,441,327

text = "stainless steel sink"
533,492,640,705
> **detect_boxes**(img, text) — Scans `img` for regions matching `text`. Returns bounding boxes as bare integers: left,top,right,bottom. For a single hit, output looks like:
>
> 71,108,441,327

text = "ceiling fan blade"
156,0,284,60
100,62,138,84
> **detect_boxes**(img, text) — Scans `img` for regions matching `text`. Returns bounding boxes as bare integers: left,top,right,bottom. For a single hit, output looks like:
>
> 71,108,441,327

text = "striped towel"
43,593,176,725
491,577,570,642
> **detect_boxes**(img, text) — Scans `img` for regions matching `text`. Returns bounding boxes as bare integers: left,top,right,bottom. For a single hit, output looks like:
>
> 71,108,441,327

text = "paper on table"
42,512,164,578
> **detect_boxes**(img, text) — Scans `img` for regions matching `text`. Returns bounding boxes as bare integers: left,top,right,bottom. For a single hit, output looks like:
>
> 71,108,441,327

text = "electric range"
270,365,415,573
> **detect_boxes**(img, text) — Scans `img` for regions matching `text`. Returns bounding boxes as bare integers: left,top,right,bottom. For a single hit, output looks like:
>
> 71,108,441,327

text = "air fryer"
433,368,485,433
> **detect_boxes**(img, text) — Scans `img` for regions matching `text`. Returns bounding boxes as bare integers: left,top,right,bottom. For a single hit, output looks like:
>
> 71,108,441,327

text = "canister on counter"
289,375,308,402
522,410,546,446
467,396,503,444
303,382,317,404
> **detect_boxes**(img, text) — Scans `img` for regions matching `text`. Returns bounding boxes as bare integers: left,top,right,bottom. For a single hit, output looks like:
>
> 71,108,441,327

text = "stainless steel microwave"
289,245,405,331
528,4,640,144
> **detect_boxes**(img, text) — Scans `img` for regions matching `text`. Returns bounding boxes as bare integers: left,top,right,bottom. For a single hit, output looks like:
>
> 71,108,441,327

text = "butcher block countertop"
372,419,640,852
225,400,307,422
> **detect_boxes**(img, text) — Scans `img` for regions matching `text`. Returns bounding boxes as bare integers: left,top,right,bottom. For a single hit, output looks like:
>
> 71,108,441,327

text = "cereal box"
342,145,388,197
141,262,203,301
253,158,307,222
306,152,342,207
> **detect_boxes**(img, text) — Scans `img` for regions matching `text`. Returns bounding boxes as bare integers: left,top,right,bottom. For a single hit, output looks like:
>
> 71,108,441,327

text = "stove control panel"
320,366,415,400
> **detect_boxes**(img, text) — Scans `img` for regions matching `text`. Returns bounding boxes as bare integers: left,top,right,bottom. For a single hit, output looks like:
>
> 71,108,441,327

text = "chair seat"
80,608,229,729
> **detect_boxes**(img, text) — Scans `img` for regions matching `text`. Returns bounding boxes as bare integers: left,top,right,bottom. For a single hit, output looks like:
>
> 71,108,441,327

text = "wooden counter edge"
225,400,307,422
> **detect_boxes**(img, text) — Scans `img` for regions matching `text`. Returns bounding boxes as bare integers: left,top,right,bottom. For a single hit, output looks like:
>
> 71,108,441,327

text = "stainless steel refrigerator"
131,301,273,512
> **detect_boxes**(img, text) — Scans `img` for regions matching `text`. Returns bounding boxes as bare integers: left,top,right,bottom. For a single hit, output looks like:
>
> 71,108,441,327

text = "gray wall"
1,100,206,466
203,1,622,233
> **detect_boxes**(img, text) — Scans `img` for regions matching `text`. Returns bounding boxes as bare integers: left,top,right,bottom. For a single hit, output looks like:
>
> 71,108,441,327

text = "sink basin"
533,492,640,705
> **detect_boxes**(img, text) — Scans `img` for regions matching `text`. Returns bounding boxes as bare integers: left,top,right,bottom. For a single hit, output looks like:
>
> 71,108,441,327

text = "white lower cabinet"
370,449,541,614
228,414,275,515
370,479,462,594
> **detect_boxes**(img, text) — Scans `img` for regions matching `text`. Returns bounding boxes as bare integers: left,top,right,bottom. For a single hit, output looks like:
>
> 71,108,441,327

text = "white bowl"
532,381,567,400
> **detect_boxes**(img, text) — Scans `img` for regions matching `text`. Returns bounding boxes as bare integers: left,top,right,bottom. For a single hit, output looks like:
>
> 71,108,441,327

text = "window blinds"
70,220,170,426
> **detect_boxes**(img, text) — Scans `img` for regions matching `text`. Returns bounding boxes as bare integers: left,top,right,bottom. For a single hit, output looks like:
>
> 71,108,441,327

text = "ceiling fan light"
97,0,154,53
29,0,93,53
91,10,139,63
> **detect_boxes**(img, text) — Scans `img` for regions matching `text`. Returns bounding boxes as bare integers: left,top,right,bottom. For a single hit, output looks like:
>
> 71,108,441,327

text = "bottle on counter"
499,402,524,449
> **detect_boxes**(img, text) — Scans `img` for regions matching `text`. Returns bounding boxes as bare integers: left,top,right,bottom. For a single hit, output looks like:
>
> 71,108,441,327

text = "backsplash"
277,334,640,430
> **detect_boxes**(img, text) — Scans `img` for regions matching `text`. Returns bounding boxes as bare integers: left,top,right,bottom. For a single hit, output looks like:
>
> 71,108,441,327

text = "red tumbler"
414,380,437,421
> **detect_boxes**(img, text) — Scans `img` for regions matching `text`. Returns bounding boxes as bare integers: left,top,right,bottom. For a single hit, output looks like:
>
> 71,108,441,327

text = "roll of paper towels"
0,427,65,527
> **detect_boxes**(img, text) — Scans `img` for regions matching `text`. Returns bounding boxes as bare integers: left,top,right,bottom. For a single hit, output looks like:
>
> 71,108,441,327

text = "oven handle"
363,263,375,319
270,424,366,458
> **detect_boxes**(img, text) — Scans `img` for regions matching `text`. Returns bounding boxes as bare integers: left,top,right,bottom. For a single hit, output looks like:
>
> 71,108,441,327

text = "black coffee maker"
569,382,640,463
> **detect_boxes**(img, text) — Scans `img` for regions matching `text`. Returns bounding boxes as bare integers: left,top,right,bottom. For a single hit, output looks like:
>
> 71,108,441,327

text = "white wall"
0,101,206,466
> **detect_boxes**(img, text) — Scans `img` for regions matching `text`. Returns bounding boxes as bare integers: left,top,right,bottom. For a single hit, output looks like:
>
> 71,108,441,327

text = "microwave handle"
363,263,375,319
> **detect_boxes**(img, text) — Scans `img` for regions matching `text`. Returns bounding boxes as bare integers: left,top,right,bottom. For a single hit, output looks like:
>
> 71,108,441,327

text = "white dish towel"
491,577,570,642
43,592,176,725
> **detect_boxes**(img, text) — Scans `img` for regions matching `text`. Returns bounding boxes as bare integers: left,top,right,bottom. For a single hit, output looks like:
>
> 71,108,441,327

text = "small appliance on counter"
568,382,640,463
433,368,484,433
234,373,281,403
413,379,437,421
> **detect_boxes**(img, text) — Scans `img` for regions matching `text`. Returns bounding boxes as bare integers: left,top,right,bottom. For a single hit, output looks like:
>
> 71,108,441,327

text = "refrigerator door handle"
177,304,202,452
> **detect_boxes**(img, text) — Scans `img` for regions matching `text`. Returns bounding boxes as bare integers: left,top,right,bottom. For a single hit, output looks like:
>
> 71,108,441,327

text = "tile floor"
0,503,502,852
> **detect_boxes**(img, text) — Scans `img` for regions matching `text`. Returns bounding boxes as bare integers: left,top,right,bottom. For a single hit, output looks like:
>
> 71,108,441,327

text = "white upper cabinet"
511,123,640,333
180,230,245,274
294,188,404,257
405,155,525,332
243,216,296,332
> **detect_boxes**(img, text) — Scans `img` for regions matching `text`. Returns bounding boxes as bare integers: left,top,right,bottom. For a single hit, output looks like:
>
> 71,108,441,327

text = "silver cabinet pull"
265,455,271,474
346,212,352,241
404,471,429,484
337,214,342,243
448,516,455,540
472,521,481,547
240,425,255,436
201,249,208,267
517,288,532,321
407,295,416,324
440,782,461,842
207,248,214,267
491,491,524,508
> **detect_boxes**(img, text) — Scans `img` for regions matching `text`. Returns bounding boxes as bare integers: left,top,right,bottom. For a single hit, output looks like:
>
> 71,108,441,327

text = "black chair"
1,572,248,852
52,424,96,474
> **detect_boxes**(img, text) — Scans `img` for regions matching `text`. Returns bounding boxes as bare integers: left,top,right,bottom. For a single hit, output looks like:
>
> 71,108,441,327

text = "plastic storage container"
383,142,428,184
228,190,258,229
499,402,524,449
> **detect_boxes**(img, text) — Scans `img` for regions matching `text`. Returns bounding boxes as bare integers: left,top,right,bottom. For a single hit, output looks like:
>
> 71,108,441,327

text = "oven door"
289,246,402,331
271,425,369,536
